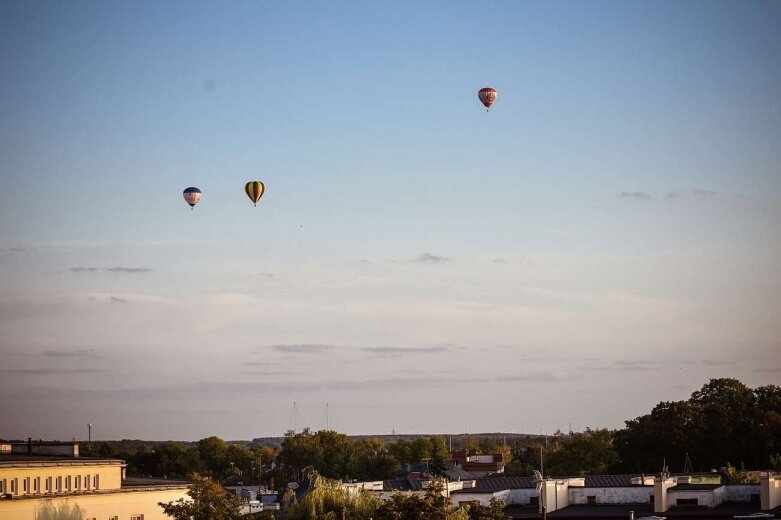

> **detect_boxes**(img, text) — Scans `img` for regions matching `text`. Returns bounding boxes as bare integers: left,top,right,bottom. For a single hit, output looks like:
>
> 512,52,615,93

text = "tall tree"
689,378,754,469
159,473,244,520
545,428,619,476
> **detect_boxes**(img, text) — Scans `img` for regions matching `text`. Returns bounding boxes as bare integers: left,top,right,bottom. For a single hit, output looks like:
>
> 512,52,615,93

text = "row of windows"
0,474,100,495
83,517,143,520
83,516,142,520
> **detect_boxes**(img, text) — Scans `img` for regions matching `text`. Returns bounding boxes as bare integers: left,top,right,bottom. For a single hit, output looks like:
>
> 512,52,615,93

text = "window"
0,479,5,493
65,475,71,491
34,477,40,493
676,498,698,506
84,474,90,490
56,476,62,492
109,517,118,520
587,496,597,505
46,477,52,492
130,515,145,520
93,474,99,490
11,478,18,494
75,475,80,490
23,477,29,493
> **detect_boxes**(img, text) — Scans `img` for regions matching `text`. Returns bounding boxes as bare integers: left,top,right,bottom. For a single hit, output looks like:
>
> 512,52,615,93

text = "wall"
0,487,189,520
653,476,678,513
450,490,508,508
668,488,722,508
0,462,124,496
723,485,759,503
760,475,781,511
507,488,537,505
569,486,654,505
539,479,569,513
10,444,78,458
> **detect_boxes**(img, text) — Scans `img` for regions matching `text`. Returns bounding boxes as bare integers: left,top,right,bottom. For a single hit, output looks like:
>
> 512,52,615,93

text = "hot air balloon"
478,87,497,111
183,187,201,210
245,181,265,206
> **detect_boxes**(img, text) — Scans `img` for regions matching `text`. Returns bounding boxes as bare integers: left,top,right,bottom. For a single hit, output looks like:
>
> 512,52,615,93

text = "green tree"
282,472,383,520
353,437,401,481
159,473,244,520
463,498,510,520
278,428,324,482
689,378,755,470
429,437,448,477
374,478,468,520
545,429,618,476
614,400,696,473
197,436,229,478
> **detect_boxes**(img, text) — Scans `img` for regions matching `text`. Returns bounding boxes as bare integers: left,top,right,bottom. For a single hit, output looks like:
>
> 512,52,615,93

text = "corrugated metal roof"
583,475,651,487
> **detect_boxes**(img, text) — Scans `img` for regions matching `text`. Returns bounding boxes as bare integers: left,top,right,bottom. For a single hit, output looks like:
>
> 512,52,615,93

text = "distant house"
450,449,506,477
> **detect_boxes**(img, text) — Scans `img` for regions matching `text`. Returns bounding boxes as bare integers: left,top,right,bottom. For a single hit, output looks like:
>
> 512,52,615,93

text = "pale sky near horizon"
1,0,779,442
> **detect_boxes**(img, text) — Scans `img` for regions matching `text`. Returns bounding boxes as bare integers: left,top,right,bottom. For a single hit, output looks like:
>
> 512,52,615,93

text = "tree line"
88,378,780,485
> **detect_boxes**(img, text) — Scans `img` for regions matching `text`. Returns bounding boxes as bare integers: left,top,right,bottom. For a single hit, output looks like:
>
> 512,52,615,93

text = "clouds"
413,253,449,263
361,346,450,356
667,189,717,199
268,344,337,354
2,368,105,375
495,371,564,383
620,189,717,202
620,191,653,201
43,349,97,358
71,266,152,273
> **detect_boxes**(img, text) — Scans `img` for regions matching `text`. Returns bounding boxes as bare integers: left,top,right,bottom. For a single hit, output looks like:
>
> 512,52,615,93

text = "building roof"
122,477,190,487
505,502,775,520
668,483,724,491
583,475,653,487
0,455,124,467
383,479,425,492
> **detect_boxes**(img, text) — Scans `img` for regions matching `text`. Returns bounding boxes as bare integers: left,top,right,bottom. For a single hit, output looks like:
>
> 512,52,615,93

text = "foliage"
374,478,468,520
463,498,511,520
429,436,448,477
158,473,245,520
615,378,781,472
545,429,618,476
281,472,383,520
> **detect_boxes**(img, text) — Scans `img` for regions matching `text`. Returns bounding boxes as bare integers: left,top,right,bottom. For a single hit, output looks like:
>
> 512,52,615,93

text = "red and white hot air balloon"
478,87,497,111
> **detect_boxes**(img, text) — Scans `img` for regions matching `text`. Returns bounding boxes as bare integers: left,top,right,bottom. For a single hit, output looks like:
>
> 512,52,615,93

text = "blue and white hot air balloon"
183,187,202,210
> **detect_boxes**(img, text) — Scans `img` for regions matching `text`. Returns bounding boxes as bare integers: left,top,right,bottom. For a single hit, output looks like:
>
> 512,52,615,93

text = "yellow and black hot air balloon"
245,181,265,206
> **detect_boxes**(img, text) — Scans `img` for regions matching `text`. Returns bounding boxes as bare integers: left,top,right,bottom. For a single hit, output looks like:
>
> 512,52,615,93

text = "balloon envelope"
245,181,265,206
183,187,202,208
478,87,497,110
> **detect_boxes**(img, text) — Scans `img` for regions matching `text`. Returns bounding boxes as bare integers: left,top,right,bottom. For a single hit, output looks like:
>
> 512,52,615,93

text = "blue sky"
1,1,779,441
